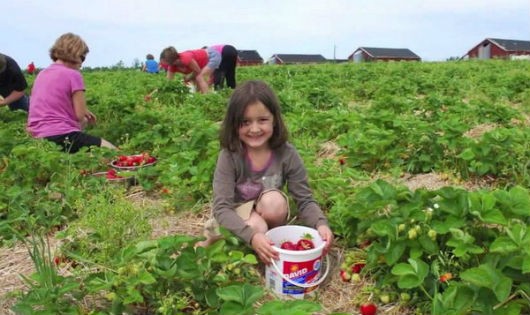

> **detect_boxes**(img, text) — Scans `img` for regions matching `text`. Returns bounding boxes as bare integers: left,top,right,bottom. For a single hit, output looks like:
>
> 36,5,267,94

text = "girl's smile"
239,101,274,152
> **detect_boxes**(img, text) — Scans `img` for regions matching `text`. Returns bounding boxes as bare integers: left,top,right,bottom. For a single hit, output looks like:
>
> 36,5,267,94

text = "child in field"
27,33,117,153
198,80,333,264
159,44,237,94
141,54,159,73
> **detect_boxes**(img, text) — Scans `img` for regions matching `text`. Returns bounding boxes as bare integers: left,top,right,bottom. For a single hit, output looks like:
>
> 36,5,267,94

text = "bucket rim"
266,225,325,256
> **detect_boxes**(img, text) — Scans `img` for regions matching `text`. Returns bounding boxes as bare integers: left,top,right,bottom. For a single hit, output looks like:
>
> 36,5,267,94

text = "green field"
1,60,530,314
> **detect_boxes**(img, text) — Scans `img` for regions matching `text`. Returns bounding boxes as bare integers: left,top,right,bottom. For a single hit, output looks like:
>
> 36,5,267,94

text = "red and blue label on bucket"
278,257,322,295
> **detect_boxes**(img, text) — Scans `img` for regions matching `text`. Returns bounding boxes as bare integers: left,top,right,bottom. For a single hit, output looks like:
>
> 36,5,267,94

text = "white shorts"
204,189,290,238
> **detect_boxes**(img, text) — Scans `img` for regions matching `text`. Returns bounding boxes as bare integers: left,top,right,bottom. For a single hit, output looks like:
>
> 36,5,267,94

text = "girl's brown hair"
160,46,179,64
49,33,89,64
220,80,288,153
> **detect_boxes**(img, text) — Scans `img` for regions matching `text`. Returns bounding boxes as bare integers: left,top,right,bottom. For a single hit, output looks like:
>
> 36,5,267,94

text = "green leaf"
522,256,530,274
257,300,321,315
457,148,475,161
433,285,475,314
460,264,512,302
431,216,465,234
460,265,494,288
493,301,523,315
220,301,253,315
392,263,416,276
217,284,263,307
384,240,406,265
418,235,438,254
480,209,507,225
489,236,519,254
133,240,158,254
495,186,530,217
371,220,395,237
137,270,156,285
494,277,512,302
241,254,258,264
391,258,429,289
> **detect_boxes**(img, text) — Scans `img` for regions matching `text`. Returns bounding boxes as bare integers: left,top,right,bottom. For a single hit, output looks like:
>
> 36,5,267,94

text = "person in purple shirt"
197,80,334,264
27,33,116,153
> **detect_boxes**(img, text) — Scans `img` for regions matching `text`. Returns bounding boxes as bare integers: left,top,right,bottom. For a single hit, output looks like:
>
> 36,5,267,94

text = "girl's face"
238,101,274,152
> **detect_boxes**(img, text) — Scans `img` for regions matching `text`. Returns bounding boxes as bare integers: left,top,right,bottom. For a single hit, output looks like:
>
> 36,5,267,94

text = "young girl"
159,44,237,94
27,33,117,153
199,80,333,264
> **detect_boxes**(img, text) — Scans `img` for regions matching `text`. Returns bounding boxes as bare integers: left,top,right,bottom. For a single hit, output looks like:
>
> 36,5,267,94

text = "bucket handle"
270,255,330,289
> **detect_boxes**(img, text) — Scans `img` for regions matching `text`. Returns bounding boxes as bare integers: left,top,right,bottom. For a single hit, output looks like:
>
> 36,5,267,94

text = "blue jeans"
8,95,29,112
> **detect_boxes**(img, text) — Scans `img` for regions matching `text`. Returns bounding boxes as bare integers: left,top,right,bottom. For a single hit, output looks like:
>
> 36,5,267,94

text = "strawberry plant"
330,179,530,314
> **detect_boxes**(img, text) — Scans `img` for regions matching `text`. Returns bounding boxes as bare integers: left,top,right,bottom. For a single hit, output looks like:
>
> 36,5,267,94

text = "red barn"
237,50,264,66
464,38,530,60
348,47,421,62
267,54,327,65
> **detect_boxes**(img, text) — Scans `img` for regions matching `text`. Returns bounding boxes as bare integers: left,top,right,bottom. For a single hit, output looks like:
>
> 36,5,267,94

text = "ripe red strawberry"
106,169,117,179
296,238,315,250
360,303,377,315
339,270,351,282
296,233,315,250
280,241,297,250
351,263,366,274
53,256,62,266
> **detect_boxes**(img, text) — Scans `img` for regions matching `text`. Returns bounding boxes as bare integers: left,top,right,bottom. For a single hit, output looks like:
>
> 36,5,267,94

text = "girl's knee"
256,191,288,227
257,191,287,212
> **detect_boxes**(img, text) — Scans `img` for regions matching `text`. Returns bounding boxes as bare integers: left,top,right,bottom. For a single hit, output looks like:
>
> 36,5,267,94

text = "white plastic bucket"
265,225,329,299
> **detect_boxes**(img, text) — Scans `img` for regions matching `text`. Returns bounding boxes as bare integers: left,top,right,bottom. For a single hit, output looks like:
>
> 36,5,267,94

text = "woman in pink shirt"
27,33,116,153
160,44,237,93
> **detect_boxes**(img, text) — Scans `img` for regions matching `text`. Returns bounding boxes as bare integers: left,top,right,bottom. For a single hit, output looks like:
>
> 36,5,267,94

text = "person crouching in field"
27,33,117,153
159,44,237,94
141,54,159,73
196,80,333,265
0,53,30,112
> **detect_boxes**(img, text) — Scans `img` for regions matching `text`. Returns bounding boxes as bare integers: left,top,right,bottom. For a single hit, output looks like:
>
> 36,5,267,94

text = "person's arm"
188,59,211,93
212,150,256,244
72,90,96,127
166,69,176,80
0,90,25,107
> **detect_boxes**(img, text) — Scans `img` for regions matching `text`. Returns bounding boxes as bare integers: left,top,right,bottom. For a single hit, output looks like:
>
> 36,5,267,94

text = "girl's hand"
317,225,334,256
250,232,279,265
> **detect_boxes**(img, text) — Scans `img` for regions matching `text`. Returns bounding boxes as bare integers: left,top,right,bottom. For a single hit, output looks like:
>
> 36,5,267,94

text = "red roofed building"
463,38,530,60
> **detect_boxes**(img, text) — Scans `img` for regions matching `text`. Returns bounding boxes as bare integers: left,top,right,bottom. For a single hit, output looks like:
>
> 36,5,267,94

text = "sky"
4,0,530,68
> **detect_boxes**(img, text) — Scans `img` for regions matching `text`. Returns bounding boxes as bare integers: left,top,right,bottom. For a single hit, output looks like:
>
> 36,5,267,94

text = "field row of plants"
1,59,530,314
